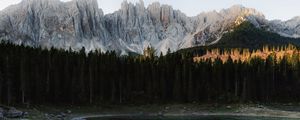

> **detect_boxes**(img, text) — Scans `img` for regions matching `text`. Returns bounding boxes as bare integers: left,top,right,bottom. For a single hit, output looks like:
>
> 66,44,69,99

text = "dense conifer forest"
1,42,300,106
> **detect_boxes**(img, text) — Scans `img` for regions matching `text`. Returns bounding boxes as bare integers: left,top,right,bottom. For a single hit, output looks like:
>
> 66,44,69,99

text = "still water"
87,116,299,120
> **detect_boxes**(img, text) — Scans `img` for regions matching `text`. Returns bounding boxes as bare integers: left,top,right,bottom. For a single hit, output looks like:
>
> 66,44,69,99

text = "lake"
86,115,299,120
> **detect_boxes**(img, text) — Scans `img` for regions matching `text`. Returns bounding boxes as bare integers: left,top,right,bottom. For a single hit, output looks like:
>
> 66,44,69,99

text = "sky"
0,0,299,21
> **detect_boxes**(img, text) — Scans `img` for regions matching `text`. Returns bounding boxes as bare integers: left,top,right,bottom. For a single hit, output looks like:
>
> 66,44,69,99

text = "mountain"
0,0,299,55
177,22,300,55
214,22,300,48
269,16,300,38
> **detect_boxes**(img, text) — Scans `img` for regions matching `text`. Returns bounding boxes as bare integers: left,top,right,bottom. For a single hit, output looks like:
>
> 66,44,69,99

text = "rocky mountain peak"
21,0,61,8
0,0,299,55
137,0,145,7
70,0,100,11
287,16,300,23
293,16,300,20
221,5,265,19
22,0,60,3
147,2,176,26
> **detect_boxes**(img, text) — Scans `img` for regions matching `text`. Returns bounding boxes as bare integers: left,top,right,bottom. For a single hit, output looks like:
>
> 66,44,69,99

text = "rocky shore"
5,103,300,120
0,105,27,119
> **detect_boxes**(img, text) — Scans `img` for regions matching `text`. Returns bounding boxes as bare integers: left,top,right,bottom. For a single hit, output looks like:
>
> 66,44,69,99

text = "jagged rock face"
0,0,296,55
0,0,108,51
269,17,300,38
104,1,194,54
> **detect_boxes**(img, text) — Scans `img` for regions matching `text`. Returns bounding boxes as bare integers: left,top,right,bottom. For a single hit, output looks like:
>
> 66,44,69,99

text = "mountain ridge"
0,0,299,55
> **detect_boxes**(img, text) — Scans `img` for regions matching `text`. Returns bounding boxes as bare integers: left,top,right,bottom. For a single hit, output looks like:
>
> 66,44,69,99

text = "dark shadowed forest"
1,42,300,106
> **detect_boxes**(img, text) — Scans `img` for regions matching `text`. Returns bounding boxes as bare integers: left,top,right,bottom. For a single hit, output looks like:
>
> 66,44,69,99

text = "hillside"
178,22,300,55
214,22,300,48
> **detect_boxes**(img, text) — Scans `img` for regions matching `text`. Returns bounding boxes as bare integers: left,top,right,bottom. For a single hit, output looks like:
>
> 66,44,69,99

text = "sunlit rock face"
0,0,297,55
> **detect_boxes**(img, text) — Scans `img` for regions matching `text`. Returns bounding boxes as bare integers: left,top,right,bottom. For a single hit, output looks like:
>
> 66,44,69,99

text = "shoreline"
69,104,300,120
72,113,300,120
13,103,300,119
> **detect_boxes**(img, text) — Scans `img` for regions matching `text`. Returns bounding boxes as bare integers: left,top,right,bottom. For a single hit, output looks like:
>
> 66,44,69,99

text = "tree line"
0,42,300,106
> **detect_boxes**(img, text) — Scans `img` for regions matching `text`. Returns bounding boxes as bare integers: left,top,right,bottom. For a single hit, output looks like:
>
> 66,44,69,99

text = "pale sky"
0,0,299,21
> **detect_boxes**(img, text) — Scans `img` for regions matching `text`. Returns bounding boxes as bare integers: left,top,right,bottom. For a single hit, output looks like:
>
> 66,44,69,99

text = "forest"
1,42,300,106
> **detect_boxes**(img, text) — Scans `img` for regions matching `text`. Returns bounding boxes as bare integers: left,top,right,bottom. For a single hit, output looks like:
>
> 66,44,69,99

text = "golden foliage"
194,44,300,63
